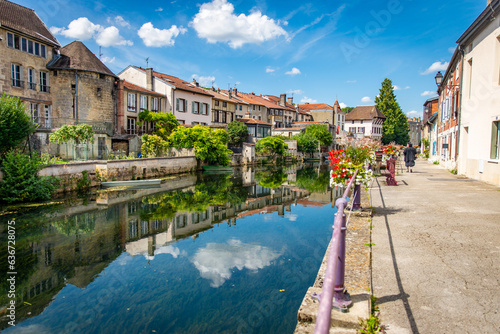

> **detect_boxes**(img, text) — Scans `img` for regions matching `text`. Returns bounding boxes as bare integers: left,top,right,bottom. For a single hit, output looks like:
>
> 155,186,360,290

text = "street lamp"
434,71,443,86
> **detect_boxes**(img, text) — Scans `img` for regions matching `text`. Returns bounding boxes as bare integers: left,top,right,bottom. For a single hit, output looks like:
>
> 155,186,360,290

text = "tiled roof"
237,118,272,126
123,80,164,97
135,67,212,97
345,106,386,121
272,128,302,131
293,121,328,124
201,88,238,103
262,95,296,111
47,41,116,77
226,91,266,106
0,0,59,46
297,103,333,111
297,108,311,115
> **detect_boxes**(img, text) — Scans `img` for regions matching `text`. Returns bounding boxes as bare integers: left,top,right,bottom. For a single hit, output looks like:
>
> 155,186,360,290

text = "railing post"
332,208,352,311
352,183,362,211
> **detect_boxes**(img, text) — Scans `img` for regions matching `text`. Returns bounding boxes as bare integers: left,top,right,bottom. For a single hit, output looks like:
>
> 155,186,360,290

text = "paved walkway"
370,160,500,334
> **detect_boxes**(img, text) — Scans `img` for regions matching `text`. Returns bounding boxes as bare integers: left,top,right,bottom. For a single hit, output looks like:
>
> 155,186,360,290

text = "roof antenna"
98,46,103,60
146,57,149,68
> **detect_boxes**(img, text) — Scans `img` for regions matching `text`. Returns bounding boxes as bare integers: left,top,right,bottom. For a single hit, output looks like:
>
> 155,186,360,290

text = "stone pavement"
370,160,500,334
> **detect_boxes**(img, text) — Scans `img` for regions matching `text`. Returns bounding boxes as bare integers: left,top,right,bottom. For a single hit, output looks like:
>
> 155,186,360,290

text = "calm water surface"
1,165,343,334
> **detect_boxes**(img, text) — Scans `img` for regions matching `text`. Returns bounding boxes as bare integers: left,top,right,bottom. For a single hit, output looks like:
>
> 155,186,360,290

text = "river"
1,164,343,334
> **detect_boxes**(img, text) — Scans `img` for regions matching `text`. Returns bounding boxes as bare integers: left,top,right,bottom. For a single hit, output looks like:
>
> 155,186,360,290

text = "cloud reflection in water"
191,239,283,287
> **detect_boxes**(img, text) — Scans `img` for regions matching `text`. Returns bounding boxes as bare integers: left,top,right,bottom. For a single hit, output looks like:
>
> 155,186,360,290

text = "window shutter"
176,98,179,111
184,100,187,112
192,101,195,114
491,122,499,159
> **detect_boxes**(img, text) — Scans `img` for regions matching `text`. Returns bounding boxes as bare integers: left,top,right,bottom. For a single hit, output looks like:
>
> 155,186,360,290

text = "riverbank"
295,185,373,333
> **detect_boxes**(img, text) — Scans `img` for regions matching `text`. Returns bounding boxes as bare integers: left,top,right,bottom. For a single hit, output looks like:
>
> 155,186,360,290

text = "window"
44,105,52,128
39,72,49,92
31,103,39,124
127,117,136,134
127,93,136,111
222,102,227,108
41,45,46,58
7,32,13,48
34,42,40,56
176,98,187,112
28,40,33,54
28,68,36,90
257,126,264,138
239,105,242,111
221,111,226,123
249,126,256,137
214,100,219,107
360,120,363,124
253,105,255,110
21,38,27,52
11,64,23,88
491,121,500,159
201,103,208,115
152,98,159,111
213,110,219,123
140,96,148,111
192,101,200,114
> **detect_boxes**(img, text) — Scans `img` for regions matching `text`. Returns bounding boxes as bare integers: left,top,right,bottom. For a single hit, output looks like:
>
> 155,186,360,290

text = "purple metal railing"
314,169,358,334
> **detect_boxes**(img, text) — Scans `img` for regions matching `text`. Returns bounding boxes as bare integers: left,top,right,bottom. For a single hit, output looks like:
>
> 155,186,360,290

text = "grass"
357,296,386,333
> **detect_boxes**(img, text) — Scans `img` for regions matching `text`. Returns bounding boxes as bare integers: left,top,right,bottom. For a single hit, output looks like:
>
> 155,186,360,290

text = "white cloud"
155,7,164,12
421,61,449,75
405,86,411,89
407,110,418,116
448,46,456,53
285,67,301,76
192,74,216,87
138,22,187,47
101,56,116,64
108,16,131,29
190,0,287,48
393,85,410,91
96,26,133,47
50,17,101,40
144,245,183,261
361,96,372,103
266,67,276,73
287,89,303,95
421,90,437,97
191,239,283,288
300,96,317,103
339,102,347,108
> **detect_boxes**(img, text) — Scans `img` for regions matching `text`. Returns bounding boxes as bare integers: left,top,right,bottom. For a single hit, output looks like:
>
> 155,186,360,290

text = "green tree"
305,124,333,146
294,133,318,153
375,78,410,145
0,94,37,156
255,136,288,157
341,107,354,113
139,110,179,140
141,134,170,157
0,151,59,203
169,126,232,165
227,121,249,147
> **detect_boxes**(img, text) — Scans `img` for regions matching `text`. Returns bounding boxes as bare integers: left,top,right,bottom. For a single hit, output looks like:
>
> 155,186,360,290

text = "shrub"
0,151,59,203
255,137,288,157
227,121,249,147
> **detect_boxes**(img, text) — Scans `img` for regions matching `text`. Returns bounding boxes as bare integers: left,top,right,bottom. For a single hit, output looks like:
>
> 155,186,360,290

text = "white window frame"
152,98,159,112
11,64,22,88
39,71,49,92
28,68,36,90
140,95,148,111
128,93,136,112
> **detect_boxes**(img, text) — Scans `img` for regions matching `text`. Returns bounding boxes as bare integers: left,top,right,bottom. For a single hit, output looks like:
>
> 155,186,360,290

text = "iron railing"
33,117,113,136
314,169,358,334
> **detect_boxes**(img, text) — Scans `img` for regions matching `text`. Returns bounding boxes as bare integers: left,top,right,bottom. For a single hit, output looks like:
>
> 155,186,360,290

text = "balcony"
12,79,24,88
40,85,50,93
126,126,155,136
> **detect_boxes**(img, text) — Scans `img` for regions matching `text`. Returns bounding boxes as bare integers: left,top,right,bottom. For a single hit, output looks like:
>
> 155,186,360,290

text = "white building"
118,66,212,125
345,106,385,140
455,0,500,185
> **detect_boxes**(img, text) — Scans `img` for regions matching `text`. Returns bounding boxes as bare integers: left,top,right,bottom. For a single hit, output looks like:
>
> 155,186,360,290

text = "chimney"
234,88,238,96
288,97,293,105
192,78,199,87
146,68,154,91
228,90,232,98
280,93,286,107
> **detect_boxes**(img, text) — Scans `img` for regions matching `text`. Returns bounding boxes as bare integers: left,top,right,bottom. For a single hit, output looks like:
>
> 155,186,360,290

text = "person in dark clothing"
403,143,417,172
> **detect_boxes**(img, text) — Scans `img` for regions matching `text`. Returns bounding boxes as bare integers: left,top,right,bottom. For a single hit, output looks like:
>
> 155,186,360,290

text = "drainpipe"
75,70,79,124
457,45,465,168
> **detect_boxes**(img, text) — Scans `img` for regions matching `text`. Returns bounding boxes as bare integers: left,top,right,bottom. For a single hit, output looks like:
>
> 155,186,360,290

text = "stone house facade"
0,0,59,148
202,87,236,125
47,41,117,159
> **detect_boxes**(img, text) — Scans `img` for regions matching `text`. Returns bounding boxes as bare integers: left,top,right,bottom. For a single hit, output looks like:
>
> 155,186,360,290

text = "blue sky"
17,0,486,117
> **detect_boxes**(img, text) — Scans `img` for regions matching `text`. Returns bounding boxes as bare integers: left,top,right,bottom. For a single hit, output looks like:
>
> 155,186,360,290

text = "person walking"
403,143,417,172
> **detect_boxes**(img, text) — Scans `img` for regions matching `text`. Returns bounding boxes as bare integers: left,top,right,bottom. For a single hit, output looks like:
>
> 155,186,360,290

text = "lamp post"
435,71,443,86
